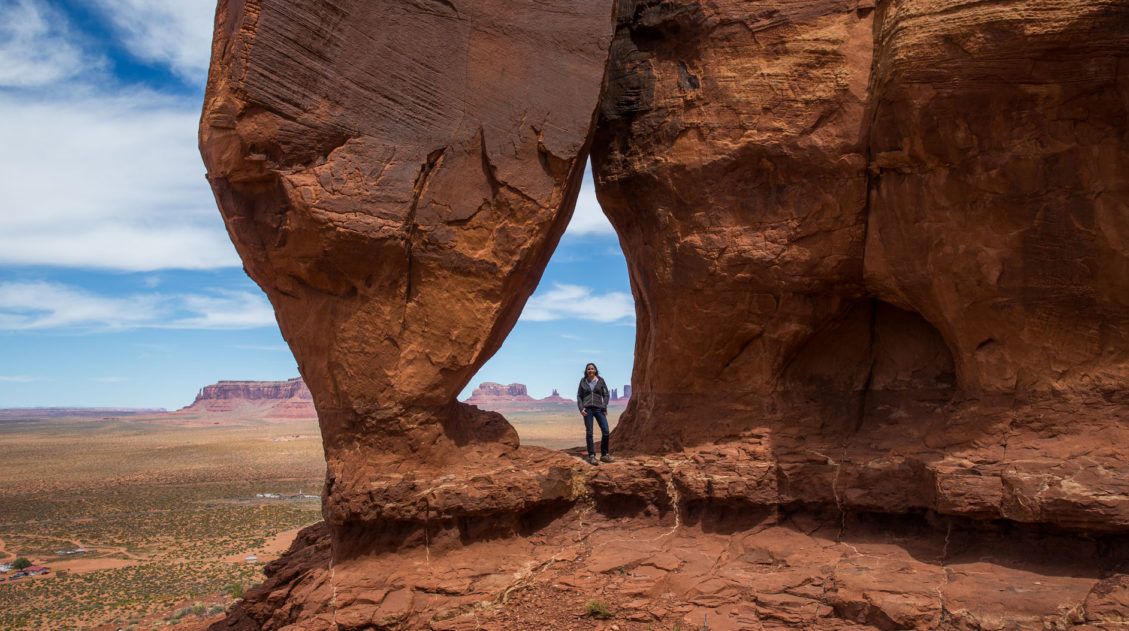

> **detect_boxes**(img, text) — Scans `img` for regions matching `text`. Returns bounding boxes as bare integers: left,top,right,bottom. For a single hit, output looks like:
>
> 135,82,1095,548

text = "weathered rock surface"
594,0,1129,522
200,0,614,518
595,0,877,451
199,0,1129,628
216,456,1129,630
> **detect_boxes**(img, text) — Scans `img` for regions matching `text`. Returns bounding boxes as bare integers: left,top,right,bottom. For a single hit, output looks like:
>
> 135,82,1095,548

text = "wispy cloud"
0,0,237,272
0,281,163,330
0,281,275,331
85,0,215,84
521,283,634,323
0,375,41,383
0,90,238,271
90,376,131,383
0,0,102,88
169,291,276,329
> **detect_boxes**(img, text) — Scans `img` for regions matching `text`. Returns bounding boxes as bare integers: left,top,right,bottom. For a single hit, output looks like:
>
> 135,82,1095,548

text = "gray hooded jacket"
577,376,610,411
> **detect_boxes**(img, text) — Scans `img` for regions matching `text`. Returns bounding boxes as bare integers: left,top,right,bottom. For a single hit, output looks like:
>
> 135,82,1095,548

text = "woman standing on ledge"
578,362,613,465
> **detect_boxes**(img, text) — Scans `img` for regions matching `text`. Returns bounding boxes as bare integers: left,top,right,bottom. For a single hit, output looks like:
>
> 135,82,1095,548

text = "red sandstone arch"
201,2,1129,626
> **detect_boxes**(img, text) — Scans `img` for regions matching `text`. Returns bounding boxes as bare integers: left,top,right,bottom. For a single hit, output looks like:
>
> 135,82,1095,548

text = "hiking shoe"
585,455,599,465
600,454,615,463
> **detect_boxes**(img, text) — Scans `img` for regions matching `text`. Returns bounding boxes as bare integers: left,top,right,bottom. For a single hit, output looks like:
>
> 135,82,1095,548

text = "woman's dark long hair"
583,362,599,378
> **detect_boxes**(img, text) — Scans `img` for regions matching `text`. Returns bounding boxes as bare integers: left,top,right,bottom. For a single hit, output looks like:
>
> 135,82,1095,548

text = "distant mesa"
468,382,534,401
2,377,632,424
541,389,572,404
463,382,536,411
192,377,312,402
0,380,315,424
175,377,315,420
463,382,630,412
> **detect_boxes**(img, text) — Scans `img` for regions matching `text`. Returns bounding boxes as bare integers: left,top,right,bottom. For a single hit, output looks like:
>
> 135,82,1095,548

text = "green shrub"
227,582,244,599
11,557,32,570
584,599,612,620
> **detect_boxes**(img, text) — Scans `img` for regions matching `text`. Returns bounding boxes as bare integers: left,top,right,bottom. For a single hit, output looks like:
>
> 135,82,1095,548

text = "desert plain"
0,403,612,629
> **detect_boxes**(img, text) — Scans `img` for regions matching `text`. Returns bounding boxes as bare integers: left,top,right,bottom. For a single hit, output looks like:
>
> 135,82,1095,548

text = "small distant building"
623,384,632,399
24,566,49,575
244,555,259,563
0,563,12,572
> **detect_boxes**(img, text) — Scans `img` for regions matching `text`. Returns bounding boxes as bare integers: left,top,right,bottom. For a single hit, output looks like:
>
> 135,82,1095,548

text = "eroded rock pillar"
200,0,614,526
594,0,876,451
596,0,1129,455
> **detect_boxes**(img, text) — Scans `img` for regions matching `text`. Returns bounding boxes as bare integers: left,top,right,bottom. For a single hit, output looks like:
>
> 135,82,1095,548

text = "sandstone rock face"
594,0,1129,453
589,0,1129,537
594,0,877,450
200,0,615,521
864,0,1129,398
221,454,1129,631
200,0,1129,628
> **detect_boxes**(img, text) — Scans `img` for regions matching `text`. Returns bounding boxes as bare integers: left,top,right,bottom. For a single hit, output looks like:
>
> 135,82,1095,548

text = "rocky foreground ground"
213,407,1129,630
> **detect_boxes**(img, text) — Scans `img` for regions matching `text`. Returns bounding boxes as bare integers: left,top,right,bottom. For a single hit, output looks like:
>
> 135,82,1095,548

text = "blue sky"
0,0,635,409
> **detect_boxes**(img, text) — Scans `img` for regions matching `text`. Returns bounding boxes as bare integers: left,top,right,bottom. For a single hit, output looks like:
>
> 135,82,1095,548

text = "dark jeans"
583,406,610,457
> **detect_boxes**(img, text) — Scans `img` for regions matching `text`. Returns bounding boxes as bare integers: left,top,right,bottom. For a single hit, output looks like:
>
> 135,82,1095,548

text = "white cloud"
0,0,101,87
85,0,215,83
0,281,276,331
563,163,616,237
521,283,634,323
0,0,236,272
0,375,40,383
0,90,239,270
0,281,163,330
170,290,277,329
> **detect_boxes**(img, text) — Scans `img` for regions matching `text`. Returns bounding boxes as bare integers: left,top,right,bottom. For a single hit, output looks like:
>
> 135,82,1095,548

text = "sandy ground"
223,525,306,564
0,407,610,627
